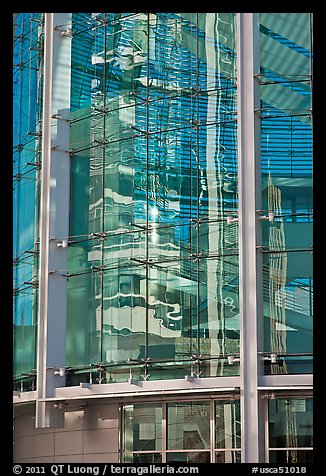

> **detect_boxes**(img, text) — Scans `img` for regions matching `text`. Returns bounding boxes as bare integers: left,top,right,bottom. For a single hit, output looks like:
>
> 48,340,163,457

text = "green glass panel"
108,366,143,384
66,243,102,368
148,361,194,381
123,404,162,452
167,401,210,450
268,398,313,448
13,286,37,378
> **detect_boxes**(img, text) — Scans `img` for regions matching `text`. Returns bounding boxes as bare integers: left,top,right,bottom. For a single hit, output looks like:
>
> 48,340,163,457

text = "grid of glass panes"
13,13,44,391
66,13,240,383
267,397,313,463
258,13,313,375
122,399,240,463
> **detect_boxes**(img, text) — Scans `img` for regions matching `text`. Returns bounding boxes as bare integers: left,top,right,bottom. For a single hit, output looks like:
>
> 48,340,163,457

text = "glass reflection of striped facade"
13,13,44,389
66,13,239,383
259,13,313,375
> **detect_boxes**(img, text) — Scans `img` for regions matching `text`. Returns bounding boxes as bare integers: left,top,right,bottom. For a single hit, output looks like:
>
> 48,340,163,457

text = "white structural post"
35,13,72,428
237,13,264,462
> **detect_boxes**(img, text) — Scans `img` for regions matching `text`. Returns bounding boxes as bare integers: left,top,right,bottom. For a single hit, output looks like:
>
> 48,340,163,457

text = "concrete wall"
13,400,120,463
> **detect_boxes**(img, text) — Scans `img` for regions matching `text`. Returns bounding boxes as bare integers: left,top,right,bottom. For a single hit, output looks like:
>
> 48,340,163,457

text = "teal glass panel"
123,404,162,452
268,398,313,448
259,13,313,375
167,401,210,450
67,13,238,381
215,400,241,449
259,13,311,51
13,13,43,389
263,251,312,374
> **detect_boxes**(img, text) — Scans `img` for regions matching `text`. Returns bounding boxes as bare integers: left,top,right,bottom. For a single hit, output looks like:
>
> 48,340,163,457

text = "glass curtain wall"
66,13,239,384
13,13,44,391
258,14,313,374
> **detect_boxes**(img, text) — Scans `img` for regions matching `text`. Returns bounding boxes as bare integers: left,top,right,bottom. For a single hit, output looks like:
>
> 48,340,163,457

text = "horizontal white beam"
259,373,313,387
257,386,312,391
39,388,240,402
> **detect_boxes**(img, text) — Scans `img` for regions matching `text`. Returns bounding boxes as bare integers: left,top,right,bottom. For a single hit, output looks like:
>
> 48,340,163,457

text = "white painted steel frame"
35,12,72,428
237,13,264,463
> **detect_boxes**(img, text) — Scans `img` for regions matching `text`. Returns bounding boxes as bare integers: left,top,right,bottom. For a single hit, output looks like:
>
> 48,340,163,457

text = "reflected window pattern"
258,13,313,375
66,13,239,381
167,402,210,451
268,398,313,463
13,13,44,391
122,399,241,463
123,404,162,453
215,400,240,449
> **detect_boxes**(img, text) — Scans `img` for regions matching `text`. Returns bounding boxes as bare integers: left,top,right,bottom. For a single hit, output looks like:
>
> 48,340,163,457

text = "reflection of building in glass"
13,13,313,463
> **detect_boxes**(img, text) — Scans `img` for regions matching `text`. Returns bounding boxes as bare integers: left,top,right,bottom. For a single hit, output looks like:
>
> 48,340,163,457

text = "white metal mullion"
210,399,215,463
162,401,167,463
35,12,72,428
264,396,270,463
237,12,264,462
35,11,54,428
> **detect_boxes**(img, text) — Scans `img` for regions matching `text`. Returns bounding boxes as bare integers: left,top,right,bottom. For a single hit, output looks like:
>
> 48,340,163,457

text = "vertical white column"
36,13,72,428
162,402,167,463
237,13,264,462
